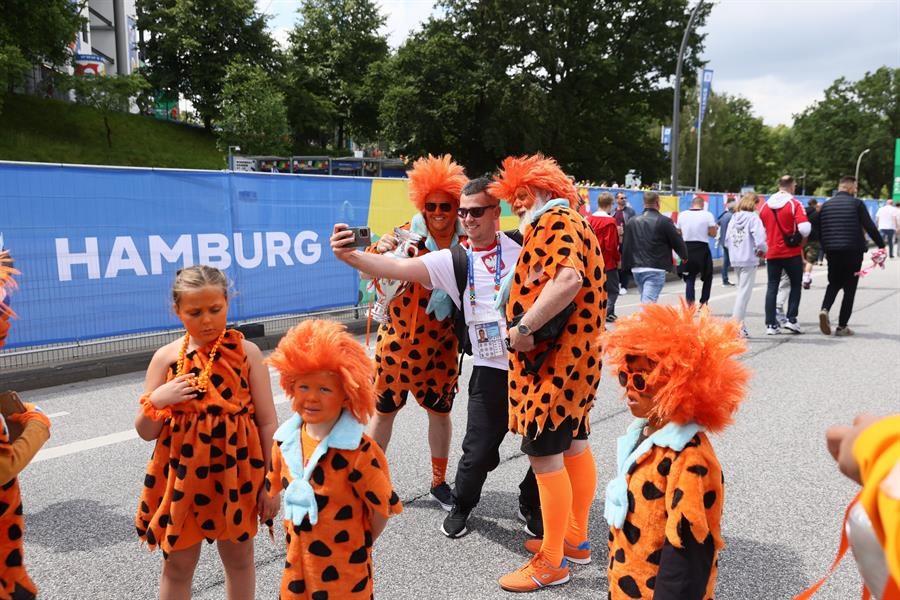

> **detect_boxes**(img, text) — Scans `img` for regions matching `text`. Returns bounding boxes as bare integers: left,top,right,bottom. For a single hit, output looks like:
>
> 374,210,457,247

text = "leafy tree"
216,61,290,157
60,73,151,147
379,0,708,181
286,0,388,151
786,67,899,198
0,0,83,112
135,0,277,130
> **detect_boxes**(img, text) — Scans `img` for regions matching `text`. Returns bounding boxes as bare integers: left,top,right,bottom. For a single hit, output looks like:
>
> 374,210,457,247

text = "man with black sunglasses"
331,177,542,541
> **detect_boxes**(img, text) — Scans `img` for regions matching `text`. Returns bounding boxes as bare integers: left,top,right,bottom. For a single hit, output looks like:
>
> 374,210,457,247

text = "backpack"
450,229,523,356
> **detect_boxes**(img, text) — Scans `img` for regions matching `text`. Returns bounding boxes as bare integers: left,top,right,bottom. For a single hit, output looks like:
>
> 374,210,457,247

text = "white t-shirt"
419,233,521,371
677,209,716,242
875,204,898,230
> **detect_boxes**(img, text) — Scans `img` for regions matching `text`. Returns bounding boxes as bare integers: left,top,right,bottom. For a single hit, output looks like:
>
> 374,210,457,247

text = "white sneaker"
766,325,781,336
619,287,627,296
782,321,802,334
775,310,788,327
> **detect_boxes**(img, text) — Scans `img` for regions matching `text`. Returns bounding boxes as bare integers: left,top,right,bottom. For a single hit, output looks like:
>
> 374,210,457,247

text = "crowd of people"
0,155,896,600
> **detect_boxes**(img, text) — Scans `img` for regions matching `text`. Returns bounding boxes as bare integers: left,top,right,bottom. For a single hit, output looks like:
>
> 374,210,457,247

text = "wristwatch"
516,323,533,336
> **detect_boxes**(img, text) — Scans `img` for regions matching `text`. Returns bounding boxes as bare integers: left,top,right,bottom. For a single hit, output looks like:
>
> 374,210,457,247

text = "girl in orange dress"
0,251,52,600
266,320,402,599
134,265,279,600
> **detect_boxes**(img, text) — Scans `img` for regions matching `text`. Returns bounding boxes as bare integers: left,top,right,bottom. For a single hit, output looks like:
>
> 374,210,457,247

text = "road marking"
46,411,69,419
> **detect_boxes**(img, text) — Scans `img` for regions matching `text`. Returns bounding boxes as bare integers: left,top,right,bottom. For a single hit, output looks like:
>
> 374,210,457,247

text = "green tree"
136,0,277,130
286,0,388,151
216,61,290,157
60,73,151,147
788,67,899,198
378,0,708,180
0,0,83,111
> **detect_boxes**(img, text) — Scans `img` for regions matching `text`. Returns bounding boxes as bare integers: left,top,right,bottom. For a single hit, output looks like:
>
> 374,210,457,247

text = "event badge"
472,320,505,359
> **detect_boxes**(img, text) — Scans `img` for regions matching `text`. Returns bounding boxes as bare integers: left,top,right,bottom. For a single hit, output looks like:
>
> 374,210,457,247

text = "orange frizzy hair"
266,319,375,424
601,301,749,432
0,251,19,319
488,154,579,209
407,154,468,211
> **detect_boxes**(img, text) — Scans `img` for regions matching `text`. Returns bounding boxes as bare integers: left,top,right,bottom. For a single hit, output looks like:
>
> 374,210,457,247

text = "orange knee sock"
431,456,448,487
536,468,573,567
563,446,597,545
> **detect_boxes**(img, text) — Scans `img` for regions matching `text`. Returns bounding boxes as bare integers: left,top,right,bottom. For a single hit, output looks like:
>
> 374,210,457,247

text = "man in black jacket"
621,191,688,303
817,176,885,337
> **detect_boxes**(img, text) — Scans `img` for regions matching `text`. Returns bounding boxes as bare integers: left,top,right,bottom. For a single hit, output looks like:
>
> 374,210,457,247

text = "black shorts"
521,417,589,457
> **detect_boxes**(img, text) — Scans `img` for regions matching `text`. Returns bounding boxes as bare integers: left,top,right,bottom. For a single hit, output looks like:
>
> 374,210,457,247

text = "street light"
227,145,241,171
854,148,871,192
670,0,707,195
798,172,807,196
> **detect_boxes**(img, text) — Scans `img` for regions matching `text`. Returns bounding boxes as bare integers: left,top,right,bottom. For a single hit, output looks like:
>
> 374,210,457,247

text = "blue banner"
699,69,714,126
1,164,373,348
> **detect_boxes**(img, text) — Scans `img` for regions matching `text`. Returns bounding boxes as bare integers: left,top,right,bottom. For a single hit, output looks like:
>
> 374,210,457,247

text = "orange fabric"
431,456,448,487
136,329,266,554
563,447,596,545
608,432,724,600
267,431,402,599
368,223,460,414
0,316,9,350
0,415,39,599
506,205,606,437
536,468,573,568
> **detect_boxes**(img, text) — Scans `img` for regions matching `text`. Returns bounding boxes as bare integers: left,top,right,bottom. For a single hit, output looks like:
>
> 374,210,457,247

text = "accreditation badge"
472,320,505,359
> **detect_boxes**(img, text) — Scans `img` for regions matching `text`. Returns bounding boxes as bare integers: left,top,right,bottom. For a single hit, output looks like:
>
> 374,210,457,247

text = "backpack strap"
451,244,468,311
504,229,524,245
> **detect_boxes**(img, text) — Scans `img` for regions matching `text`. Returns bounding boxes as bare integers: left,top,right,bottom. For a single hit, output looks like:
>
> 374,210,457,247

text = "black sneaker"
430,482,454,511
517,504,544,538
441,505,469,538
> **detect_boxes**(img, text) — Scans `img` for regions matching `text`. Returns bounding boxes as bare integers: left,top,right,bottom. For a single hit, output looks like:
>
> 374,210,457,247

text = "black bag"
773,204,803,247
507,302,578,343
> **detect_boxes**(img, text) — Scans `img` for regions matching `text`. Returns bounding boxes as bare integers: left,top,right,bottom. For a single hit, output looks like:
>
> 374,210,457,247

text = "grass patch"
0,93,224,170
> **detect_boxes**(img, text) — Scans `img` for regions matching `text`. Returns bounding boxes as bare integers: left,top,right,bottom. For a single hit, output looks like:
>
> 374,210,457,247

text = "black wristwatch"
516,323,533,336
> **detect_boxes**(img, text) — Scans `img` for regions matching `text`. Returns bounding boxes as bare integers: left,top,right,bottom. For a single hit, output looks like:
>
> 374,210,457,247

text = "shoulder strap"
771,206,797,235
451,244,468,314
504,229,524,245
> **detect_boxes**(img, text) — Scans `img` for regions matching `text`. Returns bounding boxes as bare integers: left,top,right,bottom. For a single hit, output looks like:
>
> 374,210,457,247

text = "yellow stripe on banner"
660,195,679,213
368,179,417,236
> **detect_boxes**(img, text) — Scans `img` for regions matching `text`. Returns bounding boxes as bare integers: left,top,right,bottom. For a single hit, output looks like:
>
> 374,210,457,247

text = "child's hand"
148,374,197,409
257,487,280,523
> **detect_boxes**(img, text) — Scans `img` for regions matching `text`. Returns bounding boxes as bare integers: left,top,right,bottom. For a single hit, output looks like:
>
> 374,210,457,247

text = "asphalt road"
15,260,900,599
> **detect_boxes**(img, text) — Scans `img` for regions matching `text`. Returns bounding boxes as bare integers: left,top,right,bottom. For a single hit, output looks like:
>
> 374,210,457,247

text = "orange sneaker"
498,552,570,592
523,538,592,565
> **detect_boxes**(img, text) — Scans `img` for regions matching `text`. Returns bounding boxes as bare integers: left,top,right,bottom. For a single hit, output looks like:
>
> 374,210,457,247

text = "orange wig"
488,154,579,210
266,319,375,424
407,154,468,212
0,250,19,319
601,301,749,432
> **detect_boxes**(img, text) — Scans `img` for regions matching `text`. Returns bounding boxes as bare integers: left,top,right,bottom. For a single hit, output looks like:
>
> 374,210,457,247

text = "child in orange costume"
602,302,748,599
134,266,279,600
266,320,402,599
0,252,51,600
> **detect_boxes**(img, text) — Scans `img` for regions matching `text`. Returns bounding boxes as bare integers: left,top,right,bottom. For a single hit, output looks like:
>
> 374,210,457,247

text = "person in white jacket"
725,192,768,337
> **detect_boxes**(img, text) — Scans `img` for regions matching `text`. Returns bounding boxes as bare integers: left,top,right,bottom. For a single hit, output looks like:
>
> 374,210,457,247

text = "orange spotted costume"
136,329,266,554
369,155,467,417
0,254,50,600
602,303,749,599
266,321,402,599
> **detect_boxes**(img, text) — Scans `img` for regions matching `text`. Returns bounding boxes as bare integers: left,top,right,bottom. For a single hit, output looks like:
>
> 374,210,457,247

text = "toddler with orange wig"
601,301,749,599
265,320,402,600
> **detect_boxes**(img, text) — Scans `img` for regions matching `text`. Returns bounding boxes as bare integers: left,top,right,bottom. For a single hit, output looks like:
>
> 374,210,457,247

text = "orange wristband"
140,393,171,421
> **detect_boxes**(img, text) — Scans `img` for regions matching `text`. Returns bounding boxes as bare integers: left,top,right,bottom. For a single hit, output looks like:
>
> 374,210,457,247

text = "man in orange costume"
489,155,606,592
365,155,466,509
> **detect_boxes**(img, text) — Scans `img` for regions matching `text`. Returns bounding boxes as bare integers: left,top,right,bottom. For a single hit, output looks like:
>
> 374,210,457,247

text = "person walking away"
874,199,899,258
725,193,768,338
717,196,736,286
759,175,811,335
802,199,822,289
614,193,635,295
676,196,718,306
817,176,886,337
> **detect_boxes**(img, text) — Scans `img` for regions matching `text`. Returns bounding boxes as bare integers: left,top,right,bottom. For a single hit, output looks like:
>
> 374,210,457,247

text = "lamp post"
227,145,241,171
854,148,870,192
670,0,706,195
798,172,807,196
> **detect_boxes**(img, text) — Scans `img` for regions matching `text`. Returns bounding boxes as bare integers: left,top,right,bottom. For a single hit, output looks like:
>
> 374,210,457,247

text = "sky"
257,0,900,127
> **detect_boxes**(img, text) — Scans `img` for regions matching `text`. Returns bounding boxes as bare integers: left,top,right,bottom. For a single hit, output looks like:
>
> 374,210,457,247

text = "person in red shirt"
587,192,621,322
758,175,811,335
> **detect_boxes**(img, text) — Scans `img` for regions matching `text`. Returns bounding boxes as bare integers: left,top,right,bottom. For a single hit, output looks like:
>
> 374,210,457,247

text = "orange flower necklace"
176,329,227,392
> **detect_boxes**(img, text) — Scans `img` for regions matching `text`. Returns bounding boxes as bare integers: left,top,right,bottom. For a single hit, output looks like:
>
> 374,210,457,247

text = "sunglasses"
425,202,453,213
457,205,498,218
618,370,647,391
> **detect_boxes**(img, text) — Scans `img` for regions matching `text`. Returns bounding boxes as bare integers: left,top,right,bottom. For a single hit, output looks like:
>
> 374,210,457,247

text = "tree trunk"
104,115,112,148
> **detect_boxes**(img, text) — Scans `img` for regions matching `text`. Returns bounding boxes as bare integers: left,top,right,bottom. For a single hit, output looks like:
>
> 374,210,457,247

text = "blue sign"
698,69,714,126
661,126,672,154
0,164,373,348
